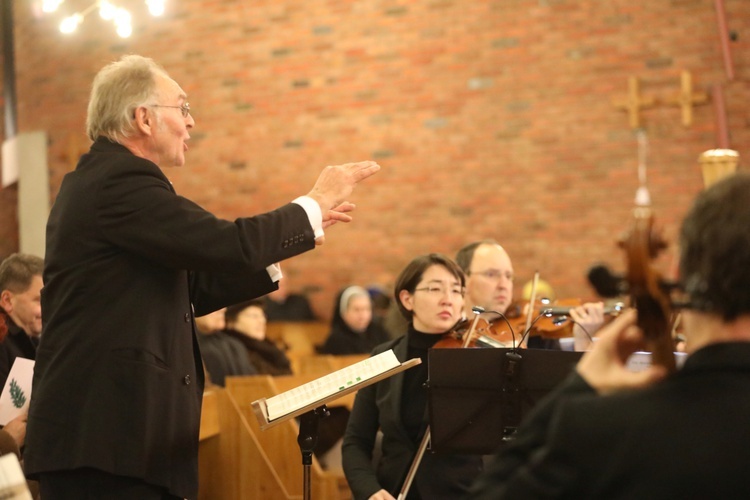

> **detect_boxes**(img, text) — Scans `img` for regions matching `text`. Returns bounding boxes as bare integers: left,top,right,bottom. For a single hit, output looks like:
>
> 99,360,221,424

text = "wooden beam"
714,0,735,81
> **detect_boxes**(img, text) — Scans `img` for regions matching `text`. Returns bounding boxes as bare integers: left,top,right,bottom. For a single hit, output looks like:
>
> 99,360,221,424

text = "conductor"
24,54,379,500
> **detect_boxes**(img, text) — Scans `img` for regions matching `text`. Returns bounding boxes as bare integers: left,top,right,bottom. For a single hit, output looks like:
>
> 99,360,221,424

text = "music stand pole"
297,405,330,500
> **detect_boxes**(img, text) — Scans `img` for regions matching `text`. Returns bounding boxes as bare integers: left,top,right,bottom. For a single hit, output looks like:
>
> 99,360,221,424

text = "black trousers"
38,468,183,500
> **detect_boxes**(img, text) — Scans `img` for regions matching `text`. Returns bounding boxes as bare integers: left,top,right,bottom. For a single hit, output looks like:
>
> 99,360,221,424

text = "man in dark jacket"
24,54,379,500
0,253,43,388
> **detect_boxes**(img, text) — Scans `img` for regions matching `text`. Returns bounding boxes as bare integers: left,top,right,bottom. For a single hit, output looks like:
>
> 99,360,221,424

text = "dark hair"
0,253,44,294
225,299,265,324
455,239,500,274
393,253,465,319
679,172,750,321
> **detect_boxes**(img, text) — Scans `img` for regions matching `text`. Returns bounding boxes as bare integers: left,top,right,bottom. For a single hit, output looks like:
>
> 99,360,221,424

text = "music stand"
252,352,421,500
427,348,583,454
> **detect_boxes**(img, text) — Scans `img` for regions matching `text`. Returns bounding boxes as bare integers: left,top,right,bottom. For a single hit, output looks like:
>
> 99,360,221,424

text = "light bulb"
116,22,132,38
59,13,82,34
99,1,116,20
42,0,64,14
146,0,165,16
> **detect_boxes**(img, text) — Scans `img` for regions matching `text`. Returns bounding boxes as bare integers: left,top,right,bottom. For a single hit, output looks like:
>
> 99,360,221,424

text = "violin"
503,299,626,339
433,315,517,349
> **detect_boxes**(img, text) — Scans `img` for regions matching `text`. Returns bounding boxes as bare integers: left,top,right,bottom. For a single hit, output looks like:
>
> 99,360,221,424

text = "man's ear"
399,289,414,312
0,290,13,313
134,106,154,136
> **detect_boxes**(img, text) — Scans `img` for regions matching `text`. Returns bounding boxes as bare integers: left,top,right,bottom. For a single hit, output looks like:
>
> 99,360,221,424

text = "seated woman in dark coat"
196,308,257,386
318,286,391,355
223,300,292,376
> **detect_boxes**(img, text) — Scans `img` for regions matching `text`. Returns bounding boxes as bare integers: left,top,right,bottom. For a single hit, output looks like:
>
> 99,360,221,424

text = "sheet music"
0,358,34,426
265,349,400,421
0,454,32,499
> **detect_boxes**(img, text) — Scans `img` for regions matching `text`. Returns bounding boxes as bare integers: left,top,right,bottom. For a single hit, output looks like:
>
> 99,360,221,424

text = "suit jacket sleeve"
94,157,314,310
96,157,315,276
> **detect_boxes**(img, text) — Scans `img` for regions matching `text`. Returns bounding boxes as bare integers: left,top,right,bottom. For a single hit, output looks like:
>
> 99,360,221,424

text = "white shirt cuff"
266,263,283,283
292,195,324,239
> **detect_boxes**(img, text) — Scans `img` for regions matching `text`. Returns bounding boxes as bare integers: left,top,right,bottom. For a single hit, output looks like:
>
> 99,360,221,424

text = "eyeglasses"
414,285,465,298
470,269,514,282
150,102,191,118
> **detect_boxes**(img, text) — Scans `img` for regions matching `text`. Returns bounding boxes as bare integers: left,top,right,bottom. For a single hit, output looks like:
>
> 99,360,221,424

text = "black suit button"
184,313,191,323
184,375,191,385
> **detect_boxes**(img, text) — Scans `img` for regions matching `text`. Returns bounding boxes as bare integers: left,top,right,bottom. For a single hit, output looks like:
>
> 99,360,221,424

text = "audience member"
263,278,317,322
318,286,390,355
196,309,257,387
367,284,393,324
343,253,482,499
0,302,39,499
468,173,750,498
0,253,43,388
223,300,292,375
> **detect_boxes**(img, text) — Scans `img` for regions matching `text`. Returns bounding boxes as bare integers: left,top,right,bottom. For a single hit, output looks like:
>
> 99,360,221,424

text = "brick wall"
2,0,748,320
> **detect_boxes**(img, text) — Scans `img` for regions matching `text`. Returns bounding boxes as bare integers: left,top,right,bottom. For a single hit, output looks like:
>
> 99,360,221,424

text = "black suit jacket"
24,138,315,499
343,335,482,499
468,342,750,499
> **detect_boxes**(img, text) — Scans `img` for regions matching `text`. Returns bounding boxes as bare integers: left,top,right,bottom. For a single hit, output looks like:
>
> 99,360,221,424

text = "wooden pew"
225,376,352,499
266,321,330,355
199,387,301,499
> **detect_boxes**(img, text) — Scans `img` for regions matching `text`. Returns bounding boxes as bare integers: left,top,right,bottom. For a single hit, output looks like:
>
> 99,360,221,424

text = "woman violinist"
342,254,483,500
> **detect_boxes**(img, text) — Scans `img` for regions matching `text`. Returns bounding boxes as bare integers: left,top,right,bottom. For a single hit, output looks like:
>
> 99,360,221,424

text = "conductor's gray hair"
86,55,169,143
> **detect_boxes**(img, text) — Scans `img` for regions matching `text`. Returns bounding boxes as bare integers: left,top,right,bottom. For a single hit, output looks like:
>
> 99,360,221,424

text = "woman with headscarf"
319,286,390,355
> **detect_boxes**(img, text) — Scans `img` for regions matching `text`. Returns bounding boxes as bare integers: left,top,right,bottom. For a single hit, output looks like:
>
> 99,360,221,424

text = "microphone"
587,264,626,298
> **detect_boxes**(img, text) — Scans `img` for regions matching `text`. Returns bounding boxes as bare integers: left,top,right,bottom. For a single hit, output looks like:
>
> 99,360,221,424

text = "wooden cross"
666,70,708,126
613,76,656,129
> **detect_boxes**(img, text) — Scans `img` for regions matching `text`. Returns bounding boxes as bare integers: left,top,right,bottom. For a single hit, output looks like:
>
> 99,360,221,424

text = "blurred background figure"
318,286,390,355
223,300,292,376
0,253,44,388
196,308,257,387
263,278,317,322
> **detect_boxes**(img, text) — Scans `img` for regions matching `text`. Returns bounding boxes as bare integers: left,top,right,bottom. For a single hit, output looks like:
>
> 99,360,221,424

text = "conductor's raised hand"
306,161,380,214
576,309,667,395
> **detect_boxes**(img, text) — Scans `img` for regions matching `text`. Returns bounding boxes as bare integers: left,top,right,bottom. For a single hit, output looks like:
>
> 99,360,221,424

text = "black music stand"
427,348,583,454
